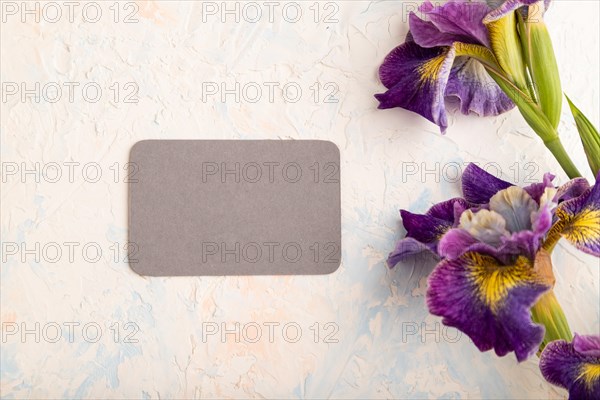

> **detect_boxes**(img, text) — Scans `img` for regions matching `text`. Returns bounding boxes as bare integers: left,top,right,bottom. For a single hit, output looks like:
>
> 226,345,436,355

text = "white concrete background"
1,1,599,398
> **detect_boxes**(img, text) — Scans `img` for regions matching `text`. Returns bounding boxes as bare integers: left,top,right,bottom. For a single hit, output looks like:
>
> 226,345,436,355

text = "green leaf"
566,95,600,175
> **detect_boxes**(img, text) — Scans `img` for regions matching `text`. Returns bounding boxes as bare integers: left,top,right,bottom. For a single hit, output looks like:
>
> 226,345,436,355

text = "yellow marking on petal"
557,207,600,247
544,207,600,252
542,221,564,252
576,363,600,389
417,52,448,84
465,253,538,312
454,43,498,69
435,226,450,240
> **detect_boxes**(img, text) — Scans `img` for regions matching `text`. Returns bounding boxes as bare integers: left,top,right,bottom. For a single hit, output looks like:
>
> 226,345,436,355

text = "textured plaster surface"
1,1,599,399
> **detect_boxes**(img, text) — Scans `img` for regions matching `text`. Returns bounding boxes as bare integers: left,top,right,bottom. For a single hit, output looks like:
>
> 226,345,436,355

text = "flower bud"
485,11,529,93
522,2,562,129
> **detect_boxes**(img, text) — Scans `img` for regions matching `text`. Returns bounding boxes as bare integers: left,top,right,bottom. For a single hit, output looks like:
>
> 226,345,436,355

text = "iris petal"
446,57,515,117
529,190,555,240
459,209,509,246
556,177,591,203
438,228,479,259
439,199,553,263
387,209,452,266
401,209,451,246
524,172,555,204
540,334,600,400
427,197,470,224
461,163,513,204
375,41,454,132
574,335,600,358
410,1,491,48
408,13,459,49
490,186,537,232
439,230,511,264
427,252,550,361
484,0,551,23
545,173,600,256
387,237,435,268
387,199,470,267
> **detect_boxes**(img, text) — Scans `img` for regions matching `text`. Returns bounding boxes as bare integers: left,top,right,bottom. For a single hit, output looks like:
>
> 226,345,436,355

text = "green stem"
531,290,573,353
544,138,582,179
485,66,581,179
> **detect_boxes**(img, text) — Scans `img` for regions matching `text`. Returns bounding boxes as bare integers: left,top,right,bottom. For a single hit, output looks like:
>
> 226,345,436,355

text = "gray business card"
128,140,341,276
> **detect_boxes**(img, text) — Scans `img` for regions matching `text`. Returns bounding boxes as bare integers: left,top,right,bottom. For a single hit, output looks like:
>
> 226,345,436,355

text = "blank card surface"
128,140,341,276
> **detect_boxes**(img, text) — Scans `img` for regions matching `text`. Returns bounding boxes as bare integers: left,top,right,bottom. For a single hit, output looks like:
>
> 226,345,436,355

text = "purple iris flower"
375,0,592,181
388,163,600,362
377,0,600,392
540,334,600,399
388,163,555,265
375,0,516,132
